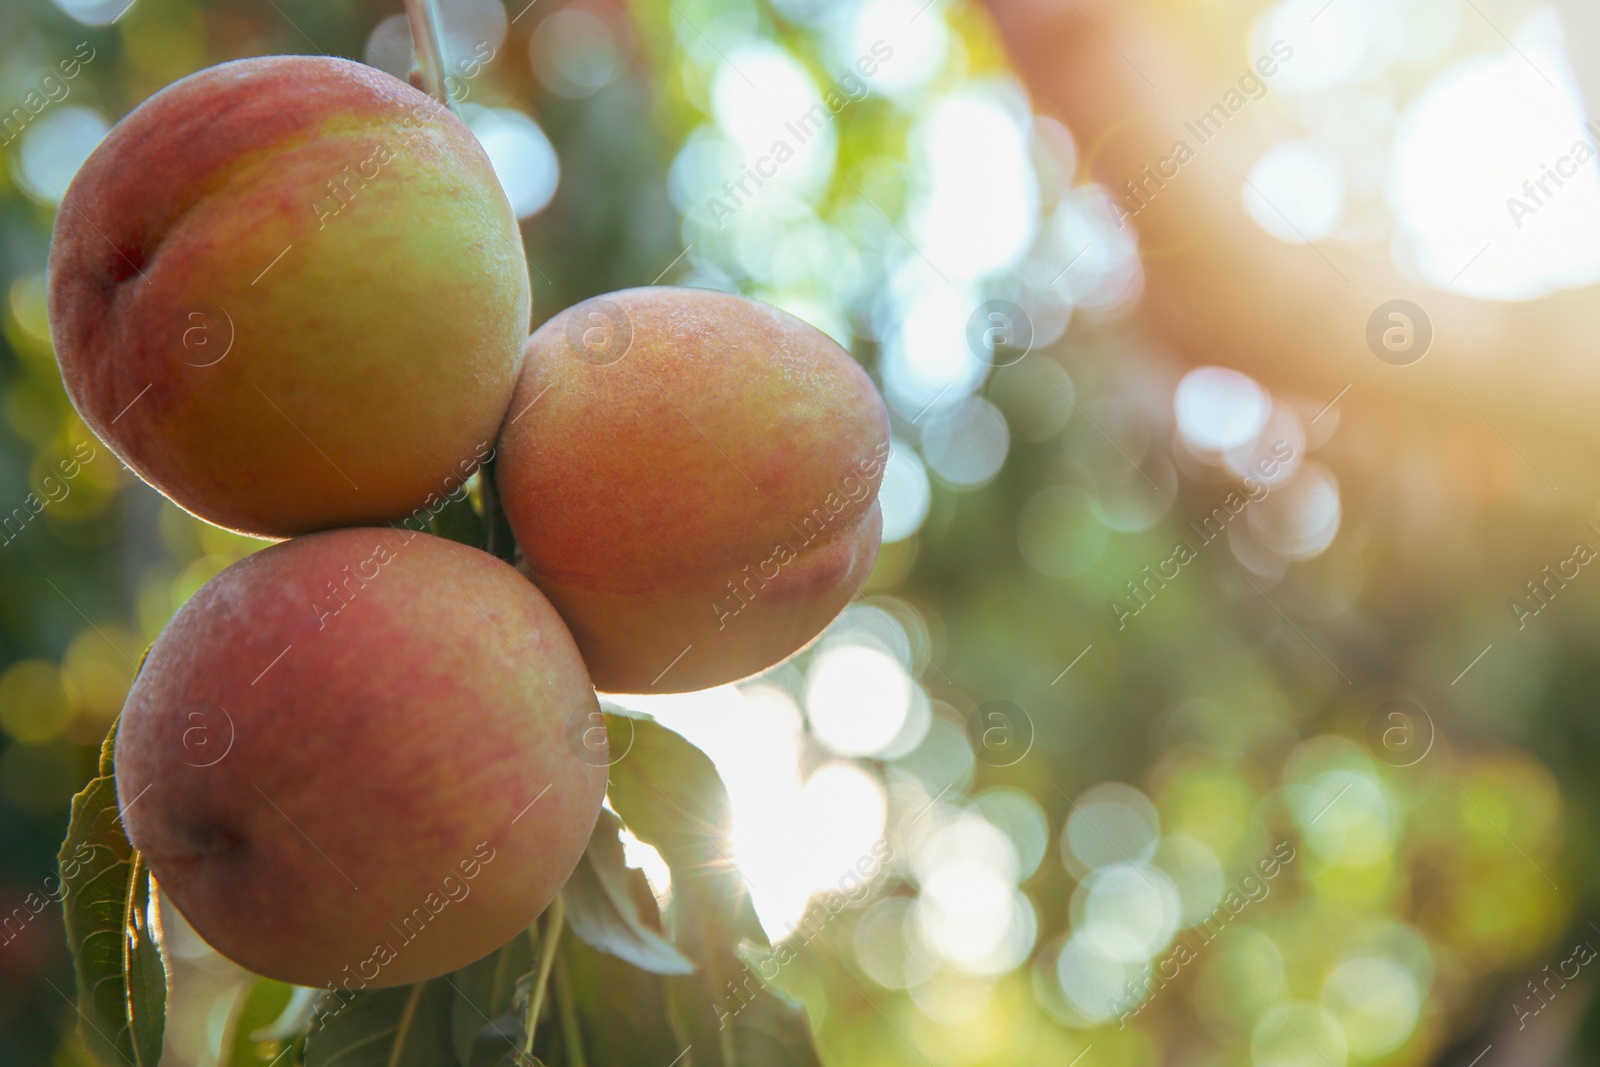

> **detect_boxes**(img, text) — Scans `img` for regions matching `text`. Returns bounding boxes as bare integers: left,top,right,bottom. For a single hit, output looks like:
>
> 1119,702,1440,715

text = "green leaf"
303,981,456,1067
722,986,826,1066
603,715,823,1067
564,809,694,976
660,895,826,1067
724,948,826,1067
548,934,682,1067
223,979,303,1067
605,714,765,949
603,715,739,882
58,724,168,1067
450,931,534,1067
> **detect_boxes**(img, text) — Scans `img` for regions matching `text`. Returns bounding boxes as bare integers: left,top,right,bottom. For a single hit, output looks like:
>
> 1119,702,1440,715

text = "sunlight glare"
1390,7,1600,299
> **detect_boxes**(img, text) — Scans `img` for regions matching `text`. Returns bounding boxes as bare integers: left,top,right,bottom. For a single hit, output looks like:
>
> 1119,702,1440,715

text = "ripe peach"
496,287,888,694
114,529,605,989
48,56,530,537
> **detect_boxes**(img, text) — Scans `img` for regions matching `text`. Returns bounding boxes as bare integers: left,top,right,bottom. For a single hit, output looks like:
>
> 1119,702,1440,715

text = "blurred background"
2,0,1598,1064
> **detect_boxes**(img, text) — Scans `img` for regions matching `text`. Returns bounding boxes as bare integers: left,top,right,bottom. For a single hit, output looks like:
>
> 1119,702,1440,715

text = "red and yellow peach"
114,528,604,988
496,287,889,693
48,56,530,537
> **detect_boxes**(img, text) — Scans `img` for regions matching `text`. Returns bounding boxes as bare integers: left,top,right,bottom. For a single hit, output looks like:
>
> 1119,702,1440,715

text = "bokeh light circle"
1243,141,1346,244
805,644,913,757
1076,862,1182,962
1062,782,1161,878
1175,367,1270,453
1322,956,1420,1057
878,441,932,543
465,107,560,218
921,397,1010,489
1250,1001,1349,1067
17,106,109,205
530,1,632,99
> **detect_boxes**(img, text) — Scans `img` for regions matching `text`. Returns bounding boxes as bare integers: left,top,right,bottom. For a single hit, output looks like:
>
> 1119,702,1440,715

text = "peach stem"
403,0,454,111
522,894,566,1061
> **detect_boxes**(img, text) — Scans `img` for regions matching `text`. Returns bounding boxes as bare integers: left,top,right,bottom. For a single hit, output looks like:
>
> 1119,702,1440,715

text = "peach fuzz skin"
114,529,606,988
48,56,530,537
496,288,889,694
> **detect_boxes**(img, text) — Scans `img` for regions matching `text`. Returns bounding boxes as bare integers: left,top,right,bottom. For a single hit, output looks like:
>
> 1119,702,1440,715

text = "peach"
496,287,888,694
113,529,605,988
48,56,530,537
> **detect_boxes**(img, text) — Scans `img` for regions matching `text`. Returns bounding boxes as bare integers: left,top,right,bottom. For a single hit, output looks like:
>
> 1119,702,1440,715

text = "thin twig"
522,895,565,1062
403,0,454,110
554,953,589,1067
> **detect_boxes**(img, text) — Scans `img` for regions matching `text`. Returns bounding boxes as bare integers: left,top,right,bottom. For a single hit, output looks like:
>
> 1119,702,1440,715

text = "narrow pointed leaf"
59,725,168,1067
564,809,694,975
603,715,734,876
721,958,826,1067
